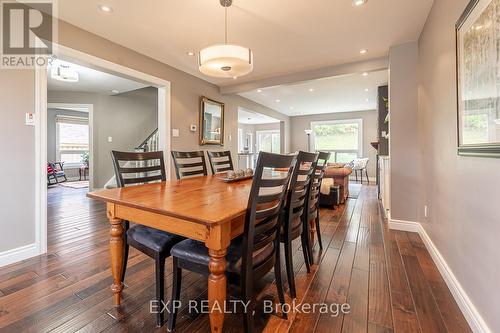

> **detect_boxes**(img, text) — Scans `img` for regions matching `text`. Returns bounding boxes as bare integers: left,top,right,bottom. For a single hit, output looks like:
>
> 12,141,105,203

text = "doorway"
34,45,171,256
237,107,282,169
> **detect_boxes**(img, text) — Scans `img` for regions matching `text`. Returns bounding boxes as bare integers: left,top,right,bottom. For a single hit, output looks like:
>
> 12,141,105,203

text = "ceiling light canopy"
51,64,79,82
198,0,253,78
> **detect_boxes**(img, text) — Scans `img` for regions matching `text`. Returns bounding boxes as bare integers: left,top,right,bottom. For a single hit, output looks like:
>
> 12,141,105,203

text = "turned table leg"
208,248,228,333
108,211,124,306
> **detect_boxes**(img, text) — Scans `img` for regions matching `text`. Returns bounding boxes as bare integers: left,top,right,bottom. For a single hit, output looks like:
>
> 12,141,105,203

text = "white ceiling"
240,70,388,116
238,108,280,125
47,59,149,94
57,0,433,86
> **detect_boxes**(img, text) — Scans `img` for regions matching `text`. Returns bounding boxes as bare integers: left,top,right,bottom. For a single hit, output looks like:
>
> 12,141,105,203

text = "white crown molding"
0,243,38,268
388,219,492,333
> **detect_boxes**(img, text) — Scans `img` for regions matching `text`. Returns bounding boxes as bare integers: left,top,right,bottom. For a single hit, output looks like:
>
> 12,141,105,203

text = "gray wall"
0,70,36,253
48,88,158,188
389,42,421,222
289,110,378,178
47,108,89,180
0,19,289,254
419,0,500,331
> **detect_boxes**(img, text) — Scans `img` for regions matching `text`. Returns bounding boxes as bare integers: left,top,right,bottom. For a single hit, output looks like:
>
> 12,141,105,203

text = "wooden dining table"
87,175,253,333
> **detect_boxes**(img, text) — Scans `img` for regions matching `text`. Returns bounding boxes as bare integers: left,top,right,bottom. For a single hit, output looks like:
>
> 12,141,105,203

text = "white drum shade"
199,44,253,78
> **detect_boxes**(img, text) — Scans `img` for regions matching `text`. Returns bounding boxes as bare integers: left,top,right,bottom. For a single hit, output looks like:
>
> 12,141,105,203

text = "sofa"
322,165,352,204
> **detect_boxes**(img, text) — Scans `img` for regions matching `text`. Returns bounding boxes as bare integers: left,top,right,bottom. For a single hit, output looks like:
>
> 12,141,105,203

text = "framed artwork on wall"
456,0,500,157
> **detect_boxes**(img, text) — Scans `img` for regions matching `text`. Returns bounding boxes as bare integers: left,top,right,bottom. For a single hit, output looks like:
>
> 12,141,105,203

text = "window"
56,115,89,167
256,130,280,153
311,119,363,163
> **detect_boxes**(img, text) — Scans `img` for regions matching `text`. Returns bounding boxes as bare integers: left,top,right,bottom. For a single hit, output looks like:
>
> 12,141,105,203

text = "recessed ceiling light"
353,0,367,6
289,106,294,110
257,89,262,93
366,98,369,102
98,5,113,13
111,89,120,94
362,72,369,77
360,49,368,55
187,51,195,56
308,88,315,92
232,76,238,79
474,25,483,31
364,88,369,92
276,99,281,103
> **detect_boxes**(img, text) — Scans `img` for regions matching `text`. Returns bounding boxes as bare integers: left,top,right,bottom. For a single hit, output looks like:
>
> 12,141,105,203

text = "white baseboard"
388,218,420,233
0,243,39,268
416,224,491,333
388,219,491,333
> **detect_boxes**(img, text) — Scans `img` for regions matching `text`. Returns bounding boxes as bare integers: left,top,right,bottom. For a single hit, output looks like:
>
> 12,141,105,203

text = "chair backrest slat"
111,150,166,188
241,152,296,280
171,151,208,179
207,151,234,175
307,151,331,219
282,151,319,238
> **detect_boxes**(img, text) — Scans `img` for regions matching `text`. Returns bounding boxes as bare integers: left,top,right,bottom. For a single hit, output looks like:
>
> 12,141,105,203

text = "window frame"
256,129,280,153
310,118,363,162
55,115,90,169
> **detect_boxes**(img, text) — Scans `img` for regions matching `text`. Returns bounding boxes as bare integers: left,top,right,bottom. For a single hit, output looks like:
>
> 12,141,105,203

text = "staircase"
104,129,159,189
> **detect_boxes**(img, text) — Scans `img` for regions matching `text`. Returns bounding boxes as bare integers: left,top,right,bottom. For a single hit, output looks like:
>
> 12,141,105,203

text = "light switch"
172,129,180,137
25,113,35,126
108,136,113,143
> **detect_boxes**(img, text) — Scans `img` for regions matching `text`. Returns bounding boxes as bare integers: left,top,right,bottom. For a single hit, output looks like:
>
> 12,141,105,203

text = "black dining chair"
110,150,185,327
306,151,331,260
167,151,296,333
207,150,234,174
171,151,208,179
280,151,318,299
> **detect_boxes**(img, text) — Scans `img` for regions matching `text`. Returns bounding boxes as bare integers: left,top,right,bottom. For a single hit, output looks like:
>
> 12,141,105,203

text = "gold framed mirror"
200,96,224,146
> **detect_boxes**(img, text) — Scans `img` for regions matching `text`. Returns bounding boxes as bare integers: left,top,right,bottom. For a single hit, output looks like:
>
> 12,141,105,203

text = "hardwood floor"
0,184,471,333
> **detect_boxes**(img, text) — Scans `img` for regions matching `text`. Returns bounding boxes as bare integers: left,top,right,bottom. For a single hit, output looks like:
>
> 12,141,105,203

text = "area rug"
59,181,89,189
349,183,362,199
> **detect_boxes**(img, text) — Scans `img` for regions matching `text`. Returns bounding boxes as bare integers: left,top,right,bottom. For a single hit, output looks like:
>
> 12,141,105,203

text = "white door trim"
34,44,172,258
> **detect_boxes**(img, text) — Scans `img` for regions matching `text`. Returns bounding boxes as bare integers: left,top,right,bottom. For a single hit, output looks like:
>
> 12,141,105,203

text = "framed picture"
456,0,500,157
199,96,224,146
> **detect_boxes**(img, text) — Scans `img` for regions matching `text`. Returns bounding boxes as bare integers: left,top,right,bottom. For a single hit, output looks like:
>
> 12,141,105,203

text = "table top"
87,175,252,226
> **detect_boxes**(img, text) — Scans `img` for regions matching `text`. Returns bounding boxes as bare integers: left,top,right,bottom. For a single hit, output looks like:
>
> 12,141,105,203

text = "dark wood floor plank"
406,233,472,333
395,232,447,333
0,185,472,333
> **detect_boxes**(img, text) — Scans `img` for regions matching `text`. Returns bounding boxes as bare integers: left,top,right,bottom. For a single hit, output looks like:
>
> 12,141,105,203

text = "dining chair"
207,150,234,174
352,158,370,184
167,151,296,333
171,150,208,179
280,151,318,299
110,150,185,327
306,151,331,260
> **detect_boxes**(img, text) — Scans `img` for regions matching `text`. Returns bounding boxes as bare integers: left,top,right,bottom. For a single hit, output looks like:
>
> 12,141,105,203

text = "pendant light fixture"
198,0,253,78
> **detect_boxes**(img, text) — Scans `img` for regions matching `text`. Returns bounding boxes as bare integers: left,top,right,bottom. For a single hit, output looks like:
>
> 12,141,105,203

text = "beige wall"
289,110,378,178
389,42,421,222
57,21,290,172
0,20,288,254
419,0,499,331
0,70,36,252
48,88,158,188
